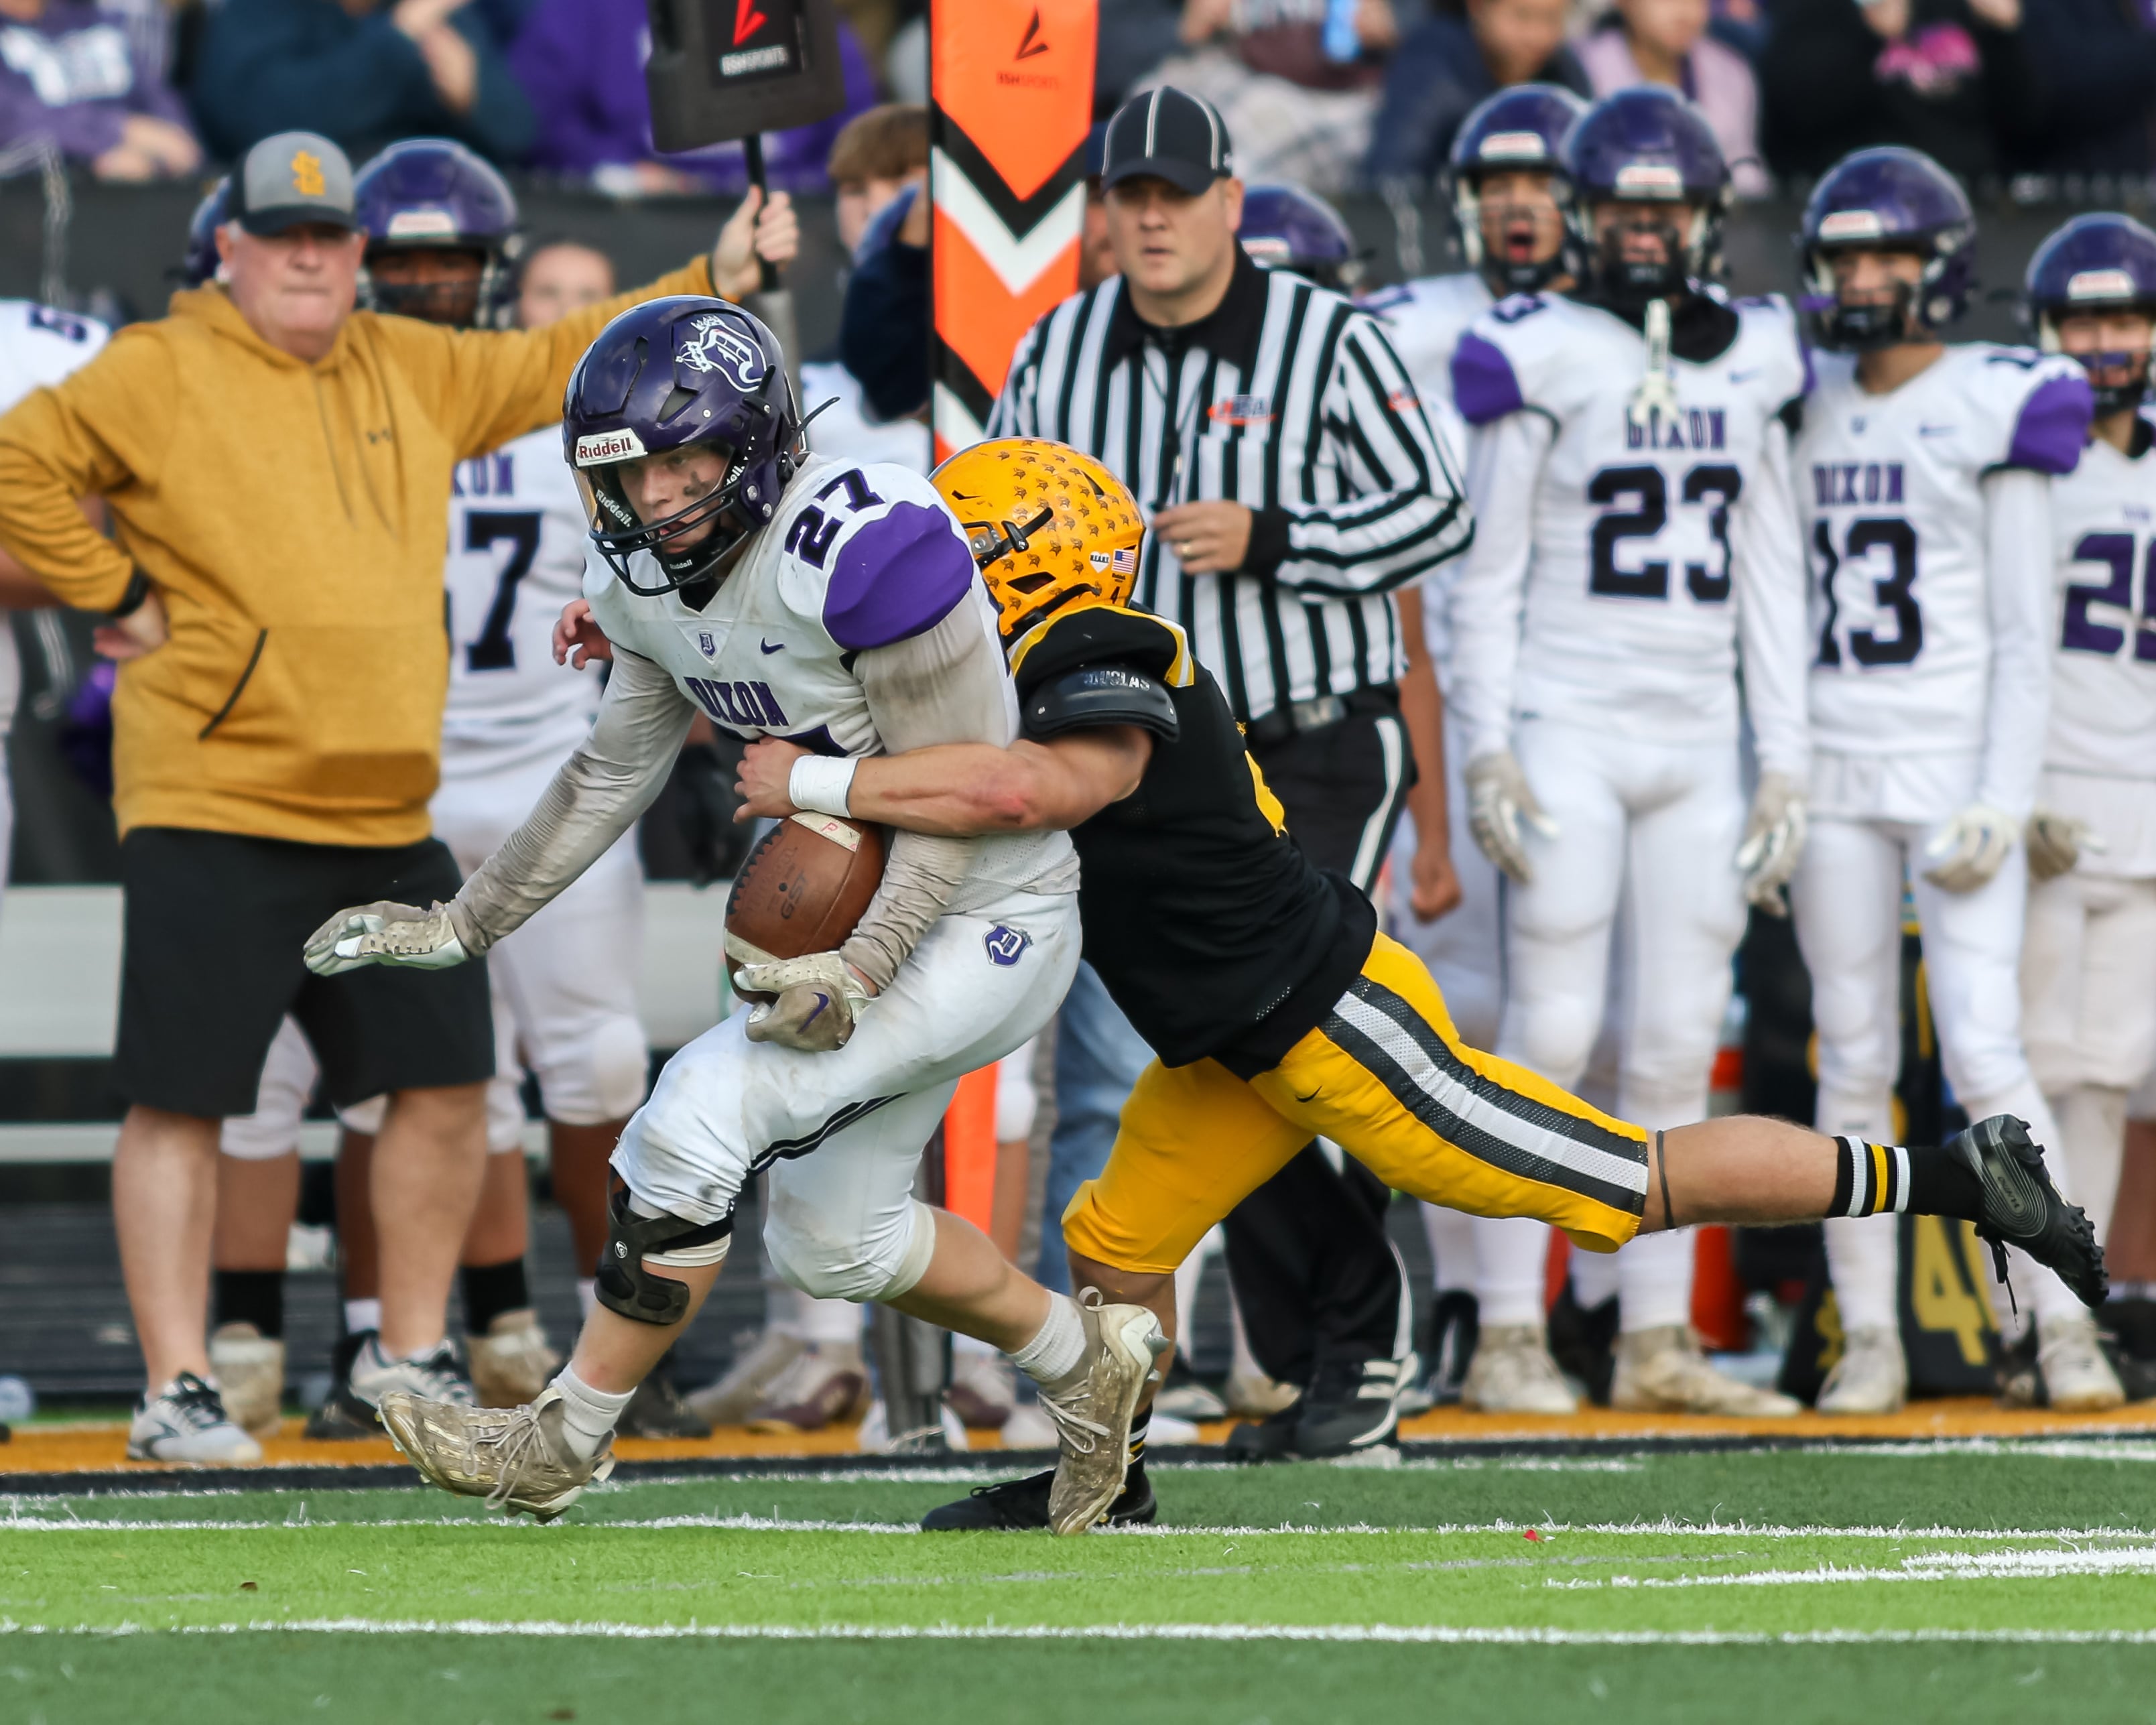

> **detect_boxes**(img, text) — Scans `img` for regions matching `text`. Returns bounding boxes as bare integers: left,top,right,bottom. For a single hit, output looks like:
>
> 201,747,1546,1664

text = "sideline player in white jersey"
1448,88,1810,1418
2015,214,2156,1303
1364,82,1584,1404
0,297,108,897
306,297,1165,1535
1791,147,2123,1413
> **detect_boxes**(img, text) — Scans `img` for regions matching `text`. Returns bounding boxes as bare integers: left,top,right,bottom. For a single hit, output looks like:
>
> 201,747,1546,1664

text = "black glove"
674,738,752,888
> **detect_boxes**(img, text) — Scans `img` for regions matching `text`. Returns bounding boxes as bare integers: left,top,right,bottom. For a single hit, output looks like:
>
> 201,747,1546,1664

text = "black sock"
212,1269,284,1340
460,1257,531,1335
1903,1144,1986,1222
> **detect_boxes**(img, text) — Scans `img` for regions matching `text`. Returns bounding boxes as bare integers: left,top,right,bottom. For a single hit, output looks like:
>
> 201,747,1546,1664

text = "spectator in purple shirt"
509,0,877,195
0,0,198,180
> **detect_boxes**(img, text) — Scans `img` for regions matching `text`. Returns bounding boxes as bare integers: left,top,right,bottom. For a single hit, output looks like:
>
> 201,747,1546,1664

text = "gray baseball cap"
234,132,357,236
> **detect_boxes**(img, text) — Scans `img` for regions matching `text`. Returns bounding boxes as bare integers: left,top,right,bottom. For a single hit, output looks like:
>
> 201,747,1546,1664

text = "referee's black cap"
1100,87,1234,195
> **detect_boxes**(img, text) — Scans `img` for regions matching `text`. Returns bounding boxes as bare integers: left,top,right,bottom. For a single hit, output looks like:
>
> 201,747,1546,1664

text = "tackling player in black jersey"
734,439,2106,1534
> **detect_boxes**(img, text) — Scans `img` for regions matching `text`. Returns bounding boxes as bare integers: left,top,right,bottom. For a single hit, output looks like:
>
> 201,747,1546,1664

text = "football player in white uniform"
1448,88,1810,1418
2016,214,2156,1303
306,298,1163,1535
0,298,109,900
1365,83,1583,1405
1791,147,2122,1412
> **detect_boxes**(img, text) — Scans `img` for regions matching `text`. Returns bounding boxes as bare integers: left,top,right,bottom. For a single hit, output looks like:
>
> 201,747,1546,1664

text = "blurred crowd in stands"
0,0,2150,198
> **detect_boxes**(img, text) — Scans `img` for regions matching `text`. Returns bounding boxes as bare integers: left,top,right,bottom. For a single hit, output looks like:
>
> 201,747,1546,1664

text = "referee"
991,87,1472,1456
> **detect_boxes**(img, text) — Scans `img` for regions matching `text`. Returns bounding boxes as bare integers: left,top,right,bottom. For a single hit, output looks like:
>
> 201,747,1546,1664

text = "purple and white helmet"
1799,147,1975,350
2023,212,2156,413
182,176,232,288
1445,84,1584,294
1238,183,1360,292
353,138,521,327
564,296,804,598
1562,88,1730,304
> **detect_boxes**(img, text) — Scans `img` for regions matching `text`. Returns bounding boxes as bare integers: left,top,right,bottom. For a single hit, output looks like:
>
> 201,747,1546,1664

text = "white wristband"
789,753,858,818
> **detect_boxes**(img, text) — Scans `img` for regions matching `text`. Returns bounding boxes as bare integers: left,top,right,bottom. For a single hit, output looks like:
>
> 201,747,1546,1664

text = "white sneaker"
208,1323,286,1438
1460,1323,1577,1415
747,1342,870,1433
1610,1325,1801,1417
1815,1325,1907,1415
2039,1312,2126,1411
1147,1409,1200,1444
466,1309,560,1409
348,1336,475,1411
946,1350,1018,1429
1224,1367,1300,1417
1154,1375,1230,1422
685,1328,804,1427
127,1372,262,1464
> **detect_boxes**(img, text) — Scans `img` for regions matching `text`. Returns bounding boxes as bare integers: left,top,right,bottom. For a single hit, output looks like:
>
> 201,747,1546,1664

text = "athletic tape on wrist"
789,754,857,818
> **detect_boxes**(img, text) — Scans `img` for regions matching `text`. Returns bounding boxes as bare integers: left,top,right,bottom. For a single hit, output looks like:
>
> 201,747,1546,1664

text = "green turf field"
5,1444,2156,1723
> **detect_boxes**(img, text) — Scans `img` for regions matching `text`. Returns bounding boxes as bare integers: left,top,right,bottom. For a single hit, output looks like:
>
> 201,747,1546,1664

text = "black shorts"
116,827,495,1119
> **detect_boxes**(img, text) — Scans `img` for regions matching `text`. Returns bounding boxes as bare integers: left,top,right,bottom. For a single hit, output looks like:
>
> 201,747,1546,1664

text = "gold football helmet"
932,438,1145,639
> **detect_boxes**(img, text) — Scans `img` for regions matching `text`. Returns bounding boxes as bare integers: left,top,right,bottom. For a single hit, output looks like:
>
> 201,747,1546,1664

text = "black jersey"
1009,603,1375,1072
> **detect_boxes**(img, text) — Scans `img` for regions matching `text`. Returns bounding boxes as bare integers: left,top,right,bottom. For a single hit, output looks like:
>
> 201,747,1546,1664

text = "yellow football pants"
1062,933,1650,1276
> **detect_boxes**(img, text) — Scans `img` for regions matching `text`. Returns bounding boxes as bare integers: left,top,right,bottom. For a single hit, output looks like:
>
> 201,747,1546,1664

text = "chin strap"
1628,297,1680,432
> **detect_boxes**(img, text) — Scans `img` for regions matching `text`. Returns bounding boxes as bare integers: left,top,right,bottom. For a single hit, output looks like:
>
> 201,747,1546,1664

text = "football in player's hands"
723,814,885,1003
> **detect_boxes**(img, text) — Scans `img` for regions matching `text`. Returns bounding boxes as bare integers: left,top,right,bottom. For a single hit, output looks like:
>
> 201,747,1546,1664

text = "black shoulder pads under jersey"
1021,664,1181,743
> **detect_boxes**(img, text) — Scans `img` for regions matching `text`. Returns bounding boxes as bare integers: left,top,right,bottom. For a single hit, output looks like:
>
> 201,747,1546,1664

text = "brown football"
724,813,887,1003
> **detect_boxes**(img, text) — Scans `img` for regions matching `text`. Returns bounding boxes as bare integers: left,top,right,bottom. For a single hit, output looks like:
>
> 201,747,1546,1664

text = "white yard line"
1,1617,2153,1646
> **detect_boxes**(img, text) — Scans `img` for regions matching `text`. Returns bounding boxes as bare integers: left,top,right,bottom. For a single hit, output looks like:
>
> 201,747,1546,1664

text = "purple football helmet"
182,177,231,288
353,139,521,328
1799,147,1975,350
1445,84,1584,294
2023,212,2156,413
1239,183,1360,292
564,296,803,598
1562,87,1730,306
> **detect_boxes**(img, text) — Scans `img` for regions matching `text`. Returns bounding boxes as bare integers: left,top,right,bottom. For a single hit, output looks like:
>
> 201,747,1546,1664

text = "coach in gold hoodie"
0,131,798,1461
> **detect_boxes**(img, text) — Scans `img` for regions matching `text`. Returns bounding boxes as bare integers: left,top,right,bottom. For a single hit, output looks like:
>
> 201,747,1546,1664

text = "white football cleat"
1460,1323,1577,1415
208,1323,286,1438
1815,1325,1907,1415
348,1335,476,1411
379,1384,613,1521
2039,1312,2125,1411
466,1309,560,1409
1610,1325,1800,1417
1042,1293,1169,1535
127,1372,262,1464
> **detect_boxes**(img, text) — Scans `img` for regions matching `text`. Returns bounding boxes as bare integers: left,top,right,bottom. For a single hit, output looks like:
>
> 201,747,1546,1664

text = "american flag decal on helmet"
1111,547,1138,574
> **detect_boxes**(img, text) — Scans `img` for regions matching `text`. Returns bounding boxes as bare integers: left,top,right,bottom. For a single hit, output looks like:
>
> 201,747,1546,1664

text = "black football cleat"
1294,1347,1407,1459
304,1330,382,1440
1953,1114,2108,1309
1223,1403,1299,1463
921,1464,1156,1531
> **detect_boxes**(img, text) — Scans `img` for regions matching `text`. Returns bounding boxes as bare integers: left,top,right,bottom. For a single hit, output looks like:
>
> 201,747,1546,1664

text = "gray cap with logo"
234,132,357,237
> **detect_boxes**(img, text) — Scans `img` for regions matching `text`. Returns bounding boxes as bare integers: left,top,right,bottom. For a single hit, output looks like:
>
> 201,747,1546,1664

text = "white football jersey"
2039,420,2156,872
0,301,107,741
802,360,933,476
1447,290,1810,763
440,424,599,776
1364,273,1487,677
1799,344,2088,769
586,452,1074,899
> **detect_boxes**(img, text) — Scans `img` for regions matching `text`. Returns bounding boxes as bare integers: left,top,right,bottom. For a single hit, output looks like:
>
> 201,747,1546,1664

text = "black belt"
1243,686,1398,750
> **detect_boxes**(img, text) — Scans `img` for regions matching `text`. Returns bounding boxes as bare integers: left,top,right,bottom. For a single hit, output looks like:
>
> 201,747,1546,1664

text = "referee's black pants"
1224,691,1414,1389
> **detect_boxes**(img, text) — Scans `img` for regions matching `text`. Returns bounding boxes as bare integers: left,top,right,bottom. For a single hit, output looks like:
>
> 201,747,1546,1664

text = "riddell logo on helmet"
1478,131,1545,162
1612,163,1683,198
2069,269,2138,301
1820,209,1885,241
385,208,458,239
574,428,647,466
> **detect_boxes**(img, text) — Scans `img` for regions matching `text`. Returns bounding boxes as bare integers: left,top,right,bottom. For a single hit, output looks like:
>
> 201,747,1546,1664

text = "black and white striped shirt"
989,250,1471,724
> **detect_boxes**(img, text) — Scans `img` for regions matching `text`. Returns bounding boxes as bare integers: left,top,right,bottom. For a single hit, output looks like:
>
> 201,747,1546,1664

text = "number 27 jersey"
1797,343,2088,761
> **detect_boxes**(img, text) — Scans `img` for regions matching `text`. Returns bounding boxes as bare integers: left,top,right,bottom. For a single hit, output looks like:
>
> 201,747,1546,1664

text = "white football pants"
617,891,1079,1304
1793,814,2078,1332
2020,867,2156,1247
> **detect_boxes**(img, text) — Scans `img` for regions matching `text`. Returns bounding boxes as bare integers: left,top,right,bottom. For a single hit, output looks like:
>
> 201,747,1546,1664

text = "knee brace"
594,1187,733,1326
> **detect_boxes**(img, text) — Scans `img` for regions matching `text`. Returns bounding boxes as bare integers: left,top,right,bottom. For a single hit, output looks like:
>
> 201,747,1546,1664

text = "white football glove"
1464,749,1558,885
304,900,468,976
1920,804,2021,894
1734,771,1808,915
737,951,873,1053
2026,808,2103,883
